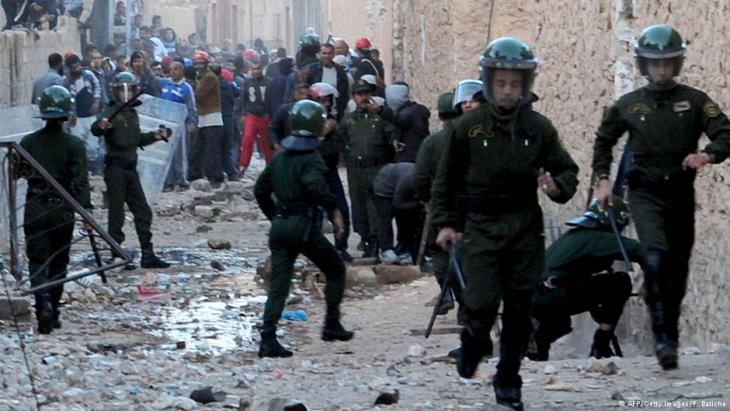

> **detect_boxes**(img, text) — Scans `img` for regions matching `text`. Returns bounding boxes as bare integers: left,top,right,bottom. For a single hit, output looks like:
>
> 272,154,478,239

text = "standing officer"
432,38,579,410
592,24,730,370
21,86,91,334
91,72,171,269
528,197,641,361
335,77,396,258
254,100,353,358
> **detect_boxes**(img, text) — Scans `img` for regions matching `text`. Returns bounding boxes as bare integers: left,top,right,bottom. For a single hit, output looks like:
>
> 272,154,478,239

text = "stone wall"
0,17,81,108
387,0,730,350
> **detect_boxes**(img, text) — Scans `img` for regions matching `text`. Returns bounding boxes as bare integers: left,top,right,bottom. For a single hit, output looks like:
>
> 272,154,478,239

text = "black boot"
526,333,550,362
322,306,354,342
141,247,171,269
493,374,524,411
436,282,455,315
35,294,54,335
643,250,677,370
362,240,378,259
589,329,617,359
457,325,490,378
258,324,293,358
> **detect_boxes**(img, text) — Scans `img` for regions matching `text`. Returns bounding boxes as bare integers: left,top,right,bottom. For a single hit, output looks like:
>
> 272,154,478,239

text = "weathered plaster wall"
0,17,81,108
388,0,730,350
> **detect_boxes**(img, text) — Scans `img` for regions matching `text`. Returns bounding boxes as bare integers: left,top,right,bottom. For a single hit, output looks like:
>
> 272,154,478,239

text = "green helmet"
634,24,686,80
110,71,139,87
437,92,457,116
36,85,74,119
635,24,686,59
479,37,537,107
299,33,321,54
567,196,630,230
282,100,327,151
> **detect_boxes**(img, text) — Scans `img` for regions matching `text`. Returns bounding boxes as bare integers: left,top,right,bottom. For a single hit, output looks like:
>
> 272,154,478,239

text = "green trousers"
263,214,346,324
104,165,153,250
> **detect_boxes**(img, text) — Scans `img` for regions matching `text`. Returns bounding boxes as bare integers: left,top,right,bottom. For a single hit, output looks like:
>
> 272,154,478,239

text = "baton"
606,205,633,272
449,246,467,291
416,206,432,268
424,278,451,339
107,89,145,122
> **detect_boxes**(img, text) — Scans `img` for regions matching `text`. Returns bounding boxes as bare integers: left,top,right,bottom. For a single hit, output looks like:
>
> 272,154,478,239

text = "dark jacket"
243,76,272,117
267,58,293,117
380,101,431,163
91,103,158,166
20,123,91,209
373,162,419,210
269,102,293,147
309,64,350,120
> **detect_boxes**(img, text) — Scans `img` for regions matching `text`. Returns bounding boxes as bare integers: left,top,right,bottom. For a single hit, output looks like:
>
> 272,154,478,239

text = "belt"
275,203,318,218
628,170,694,192
465,191,538,215
105,156,137,170
347,155,388,168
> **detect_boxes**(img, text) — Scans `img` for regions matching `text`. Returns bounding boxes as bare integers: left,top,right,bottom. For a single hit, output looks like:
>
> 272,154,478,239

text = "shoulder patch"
704,101,721,118
468,124,492,138
628,103,651,115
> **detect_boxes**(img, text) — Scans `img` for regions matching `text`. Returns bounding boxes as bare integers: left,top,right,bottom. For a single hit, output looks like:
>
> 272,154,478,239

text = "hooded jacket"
380,84,431,163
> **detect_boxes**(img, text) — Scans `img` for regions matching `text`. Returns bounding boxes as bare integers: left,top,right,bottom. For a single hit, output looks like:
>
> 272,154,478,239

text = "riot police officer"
254,100,353,358
21,85,92,334
593,24,730,370
91,72,170,269
528,197,641,361
432,38,579,410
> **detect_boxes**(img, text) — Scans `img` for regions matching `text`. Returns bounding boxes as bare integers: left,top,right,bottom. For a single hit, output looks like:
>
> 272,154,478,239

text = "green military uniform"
90,72,168,268
530,224,642,360
21,85,91,333
335,78,396,256
91,104,157,252
414,92,461,317
592,25,730,369
255,100,353,358
432,38,579,410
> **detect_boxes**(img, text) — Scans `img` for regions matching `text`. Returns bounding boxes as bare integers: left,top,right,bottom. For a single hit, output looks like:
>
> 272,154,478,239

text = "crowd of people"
20,18,730,410
1,0,93,31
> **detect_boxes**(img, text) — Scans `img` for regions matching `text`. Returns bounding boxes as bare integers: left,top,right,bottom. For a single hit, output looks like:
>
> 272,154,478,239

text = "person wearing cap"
188,50,225,187
592,24,730,371
353,36,385,96
91,72,171,270
432,37,578,410
335,76,396,259
345,74,384,114
414,92,462,316
528,197,642,362
20,85,91,334
254,100,353,358
239,59,274,175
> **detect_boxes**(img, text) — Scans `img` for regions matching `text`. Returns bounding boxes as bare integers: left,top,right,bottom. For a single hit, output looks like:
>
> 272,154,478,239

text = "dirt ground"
1,160,729,410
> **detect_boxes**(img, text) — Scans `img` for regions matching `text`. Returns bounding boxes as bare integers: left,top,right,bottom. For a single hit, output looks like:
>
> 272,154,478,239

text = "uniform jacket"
334,109,396,167
254,149,338,220
593,84,730,184
90,103,158,165
20,123,92,209
414,123,452,202
432,103,579,229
